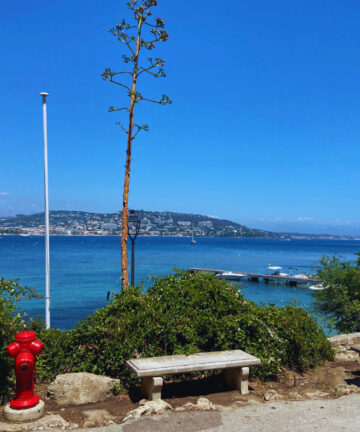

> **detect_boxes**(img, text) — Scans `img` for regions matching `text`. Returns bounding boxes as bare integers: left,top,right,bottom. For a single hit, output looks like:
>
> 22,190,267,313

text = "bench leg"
225,367,249,395
141,377,163,401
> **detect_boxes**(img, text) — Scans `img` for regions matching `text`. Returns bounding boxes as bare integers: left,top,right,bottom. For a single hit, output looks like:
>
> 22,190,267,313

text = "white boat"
216,271,245,281
267,266,289,277
309,284,327,290
293,273,312,283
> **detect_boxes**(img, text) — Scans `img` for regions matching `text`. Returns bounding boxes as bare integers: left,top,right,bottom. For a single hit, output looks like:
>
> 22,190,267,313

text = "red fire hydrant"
7,330,44,410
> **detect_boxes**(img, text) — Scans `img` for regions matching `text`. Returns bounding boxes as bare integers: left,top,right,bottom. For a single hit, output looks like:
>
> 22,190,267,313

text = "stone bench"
126,349,261,401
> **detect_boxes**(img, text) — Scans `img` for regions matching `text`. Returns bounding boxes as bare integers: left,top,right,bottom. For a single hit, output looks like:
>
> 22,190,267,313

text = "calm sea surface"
1,236,359,330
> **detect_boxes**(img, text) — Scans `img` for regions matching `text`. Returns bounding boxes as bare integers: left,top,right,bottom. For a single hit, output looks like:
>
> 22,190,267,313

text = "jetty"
188,268,321,286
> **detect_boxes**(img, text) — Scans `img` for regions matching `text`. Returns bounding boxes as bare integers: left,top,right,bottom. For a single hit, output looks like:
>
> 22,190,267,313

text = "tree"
102,0,171,289
313,254,360,333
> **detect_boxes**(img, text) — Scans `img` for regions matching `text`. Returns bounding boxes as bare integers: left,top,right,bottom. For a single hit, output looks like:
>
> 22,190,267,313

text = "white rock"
47,373,118,405
288,392,302,400
0,414,70,432
305,391,330,399
335,351,360,362
82,409,116,428
175,398,216,412
335,384,360,395
264,389,280,401
124,400,173,422
335,384,351,395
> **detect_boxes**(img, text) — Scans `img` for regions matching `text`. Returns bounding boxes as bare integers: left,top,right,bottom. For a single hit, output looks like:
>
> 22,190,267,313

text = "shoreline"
1,234,359,241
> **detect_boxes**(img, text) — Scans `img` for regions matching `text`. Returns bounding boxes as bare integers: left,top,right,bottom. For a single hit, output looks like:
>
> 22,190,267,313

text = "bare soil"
1,360,359,429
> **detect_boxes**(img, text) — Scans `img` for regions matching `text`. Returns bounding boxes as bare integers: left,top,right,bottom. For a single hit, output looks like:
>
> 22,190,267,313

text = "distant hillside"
0,210,280,238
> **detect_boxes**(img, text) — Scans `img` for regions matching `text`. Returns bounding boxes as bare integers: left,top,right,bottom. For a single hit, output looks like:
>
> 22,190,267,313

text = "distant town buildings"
0,210,274,238
0,210,357,239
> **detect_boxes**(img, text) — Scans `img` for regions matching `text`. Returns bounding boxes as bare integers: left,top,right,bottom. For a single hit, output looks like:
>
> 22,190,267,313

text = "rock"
288,392,302,400
328,335,351,346
335,351,360,362
335,384,360,395
335,384,351,395
264,389,280,401
0,414,70,432
47,373,118,405
175,398,216,412
124,400,173,422
335,345,347,353
196,398,216,411
82,409,116,428
305,391,330,399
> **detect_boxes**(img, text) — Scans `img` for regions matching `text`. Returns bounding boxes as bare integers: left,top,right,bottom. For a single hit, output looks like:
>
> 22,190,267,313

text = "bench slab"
127,350,261,400
127,349,261,377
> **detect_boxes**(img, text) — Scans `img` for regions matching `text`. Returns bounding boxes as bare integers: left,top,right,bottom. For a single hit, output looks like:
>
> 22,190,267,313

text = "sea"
1,236,359,331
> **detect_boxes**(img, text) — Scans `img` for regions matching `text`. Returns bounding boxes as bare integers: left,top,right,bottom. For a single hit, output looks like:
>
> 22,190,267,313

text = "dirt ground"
1,360,360,429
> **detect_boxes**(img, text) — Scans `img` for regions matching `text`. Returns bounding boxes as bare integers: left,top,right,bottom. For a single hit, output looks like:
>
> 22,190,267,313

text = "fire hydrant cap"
15,330,37,343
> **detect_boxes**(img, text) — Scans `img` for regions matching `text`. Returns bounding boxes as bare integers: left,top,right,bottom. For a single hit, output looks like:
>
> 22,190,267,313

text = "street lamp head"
40,92,49,98
128,210,141,240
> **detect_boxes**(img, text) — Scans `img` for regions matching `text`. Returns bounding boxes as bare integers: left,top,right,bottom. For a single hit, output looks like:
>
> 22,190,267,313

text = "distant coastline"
0,210,359,240
1,234,359,241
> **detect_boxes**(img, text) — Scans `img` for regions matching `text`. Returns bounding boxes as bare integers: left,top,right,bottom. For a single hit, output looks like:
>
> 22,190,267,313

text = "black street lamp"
127,210,141,286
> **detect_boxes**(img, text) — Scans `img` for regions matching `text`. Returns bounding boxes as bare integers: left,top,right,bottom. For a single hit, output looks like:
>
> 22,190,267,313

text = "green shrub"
0,278,39,404
34,271,333,385
313,254,360,333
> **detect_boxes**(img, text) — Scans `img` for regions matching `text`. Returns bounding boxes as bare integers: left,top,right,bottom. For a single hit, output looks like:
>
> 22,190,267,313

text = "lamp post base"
4,400,44,422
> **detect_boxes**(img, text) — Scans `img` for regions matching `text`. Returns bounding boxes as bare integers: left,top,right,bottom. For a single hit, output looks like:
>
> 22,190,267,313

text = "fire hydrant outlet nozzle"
7,330,44,410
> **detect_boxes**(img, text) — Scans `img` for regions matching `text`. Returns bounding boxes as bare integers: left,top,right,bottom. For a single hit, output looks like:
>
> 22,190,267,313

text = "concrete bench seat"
126,349,261,400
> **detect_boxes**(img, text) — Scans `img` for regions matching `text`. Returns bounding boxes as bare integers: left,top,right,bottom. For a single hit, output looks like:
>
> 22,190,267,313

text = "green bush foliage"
34,271,333,385
0,278,39,404
313,254,360,333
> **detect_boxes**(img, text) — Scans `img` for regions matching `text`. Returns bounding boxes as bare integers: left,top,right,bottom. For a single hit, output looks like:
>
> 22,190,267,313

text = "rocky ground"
0,355,360,431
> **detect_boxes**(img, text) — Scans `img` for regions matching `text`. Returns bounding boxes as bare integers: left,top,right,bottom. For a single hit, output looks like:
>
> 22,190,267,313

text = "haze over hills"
0,210,359,239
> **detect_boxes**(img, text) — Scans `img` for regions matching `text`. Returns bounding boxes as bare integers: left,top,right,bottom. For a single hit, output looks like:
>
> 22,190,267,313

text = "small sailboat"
191,232,196,246
191,224,196,245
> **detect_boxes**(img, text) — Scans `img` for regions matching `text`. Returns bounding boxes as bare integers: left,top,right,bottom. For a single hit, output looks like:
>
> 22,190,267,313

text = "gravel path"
83,394,360,432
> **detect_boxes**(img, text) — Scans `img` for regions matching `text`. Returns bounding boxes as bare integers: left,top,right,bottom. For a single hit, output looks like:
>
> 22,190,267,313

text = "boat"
293,273,312,283
264,265,289,281
190,226,196,245
309,284,327,290
267,265,289,277
216,271,245,281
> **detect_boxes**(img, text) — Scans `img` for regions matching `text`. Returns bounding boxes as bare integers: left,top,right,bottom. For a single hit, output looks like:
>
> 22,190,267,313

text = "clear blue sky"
1,0,359,234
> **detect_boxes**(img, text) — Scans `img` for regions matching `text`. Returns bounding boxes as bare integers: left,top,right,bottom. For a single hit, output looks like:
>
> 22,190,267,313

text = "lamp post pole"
127,210,141,287
130,236,135,287
40,92,50,329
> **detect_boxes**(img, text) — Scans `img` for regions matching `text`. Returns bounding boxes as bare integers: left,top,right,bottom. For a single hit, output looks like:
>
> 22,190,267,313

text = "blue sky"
0,0,359,235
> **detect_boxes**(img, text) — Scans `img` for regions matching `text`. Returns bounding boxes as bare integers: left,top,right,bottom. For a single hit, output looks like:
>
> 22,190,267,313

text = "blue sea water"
0,235,359,330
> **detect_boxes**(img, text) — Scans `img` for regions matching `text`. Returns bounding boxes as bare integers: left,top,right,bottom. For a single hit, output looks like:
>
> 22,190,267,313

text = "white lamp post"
40,92,51,329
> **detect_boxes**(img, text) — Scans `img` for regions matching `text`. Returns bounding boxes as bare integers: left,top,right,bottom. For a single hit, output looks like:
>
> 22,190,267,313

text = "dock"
188,268,321,285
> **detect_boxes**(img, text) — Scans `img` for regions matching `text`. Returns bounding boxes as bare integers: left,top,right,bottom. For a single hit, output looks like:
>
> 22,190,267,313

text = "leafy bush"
0,278,39,404
34,271,333,385
313,254,360,333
